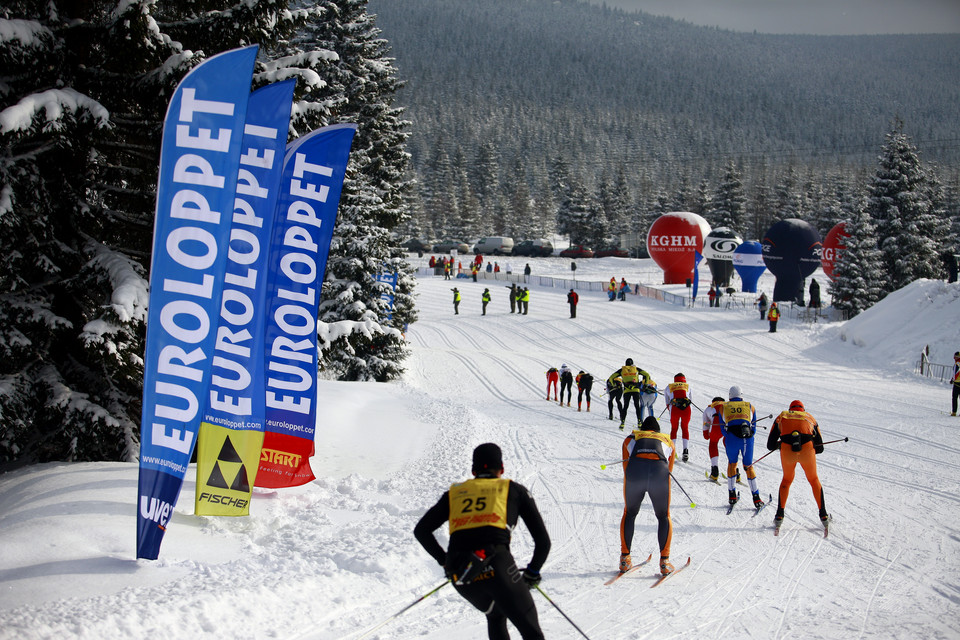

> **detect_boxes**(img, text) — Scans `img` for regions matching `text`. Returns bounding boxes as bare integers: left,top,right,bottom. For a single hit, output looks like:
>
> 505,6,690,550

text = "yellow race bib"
448,478,510,534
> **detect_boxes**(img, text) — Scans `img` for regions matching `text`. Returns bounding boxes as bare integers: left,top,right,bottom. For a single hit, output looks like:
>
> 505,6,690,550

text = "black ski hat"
641,416,660,432
472,443,503,474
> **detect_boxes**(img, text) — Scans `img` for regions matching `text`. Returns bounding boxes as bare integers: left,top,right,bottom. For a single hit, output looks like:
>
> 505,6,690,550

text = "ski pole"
669,470,697,508
534,584,593,640
755,436,849,466
658,405,669,418
690,400,704,413
354,580,450,640
600,457,629,470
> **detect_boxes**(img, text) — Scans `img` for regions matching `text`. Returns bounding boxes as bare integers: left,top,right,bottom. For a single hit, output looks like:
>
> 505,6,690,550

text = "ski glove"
521,567,541,589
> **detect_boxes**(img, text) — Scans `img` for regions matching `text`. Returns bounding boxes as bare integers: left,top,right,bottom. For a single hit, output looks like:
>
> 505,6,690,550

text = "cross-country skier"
618,416,676,576
606,372,624,421
545,367,559,402
617,358,649,430
664,373,693,462
576,371,594,412
718,386,764,509
639,374,658,421
702,396,726,481
414,443,551,640
559,364,574,406
766,400,829,528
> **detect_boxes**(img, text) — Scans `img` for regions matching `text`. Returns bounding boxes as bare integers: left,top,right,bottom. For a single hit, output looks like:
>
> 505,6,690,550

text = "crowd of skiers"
543,358,833,577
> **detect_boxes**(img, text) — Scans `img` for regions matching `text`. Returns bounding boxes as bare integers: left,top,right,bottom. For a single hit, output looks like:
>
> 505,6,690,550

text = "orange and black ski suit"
766,409,826,513
620,430,674,562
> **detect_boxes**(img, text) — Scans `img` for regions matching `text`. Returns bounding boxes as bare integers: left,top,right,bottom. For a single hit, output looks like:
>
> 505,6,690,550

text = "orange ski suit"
766,409,825,512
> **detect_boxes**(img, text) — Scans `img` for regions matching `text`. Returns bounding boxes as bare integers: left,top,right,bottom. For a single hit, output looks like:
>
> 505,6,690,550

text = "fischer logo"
140,496,174,529
649,235,697,247
197,493,249,508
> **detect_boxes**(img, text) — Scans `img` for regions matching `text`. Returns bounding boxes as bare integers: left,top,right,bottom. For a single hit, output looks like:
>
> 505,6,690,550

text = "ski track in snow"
1,265,959,640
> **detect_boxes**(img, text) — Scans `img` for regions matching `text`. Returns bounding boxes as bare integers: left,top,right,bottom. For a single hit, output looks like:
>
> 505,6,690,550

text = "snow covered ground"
1,257,959,640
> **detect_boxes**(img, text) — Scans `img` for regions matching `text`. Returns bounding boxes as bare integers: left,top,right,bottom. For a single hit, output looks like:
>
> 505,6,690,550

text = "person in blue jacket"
718,385,765,509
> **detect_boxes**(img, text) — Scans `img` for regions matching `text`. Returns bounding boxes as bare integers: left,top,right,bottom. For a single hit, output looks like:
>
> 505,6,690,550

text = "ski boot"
774,507,784,525
619,553,632,573
619,422,625,431
753,492,765,509
659,557,674,576
728,490,738,505
709,466,720,482
577,405,582,412
586,404,590,412
819,509,830,525
682,449,689,463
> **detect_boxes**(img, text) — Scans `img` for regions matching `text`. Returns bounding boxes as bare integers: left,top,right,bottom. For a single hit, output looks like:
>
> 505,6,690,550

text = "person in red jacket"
567,288,579,318
664,373,693,462
766,400,829,529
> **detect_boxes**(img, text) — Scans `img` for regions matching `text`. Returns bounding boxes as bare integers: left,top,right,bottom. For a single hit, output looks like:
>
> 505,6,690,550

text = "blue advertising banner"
375,271,399,320
692,250,703,301
137,46,258,560
195,80,296,517
257,124,357,488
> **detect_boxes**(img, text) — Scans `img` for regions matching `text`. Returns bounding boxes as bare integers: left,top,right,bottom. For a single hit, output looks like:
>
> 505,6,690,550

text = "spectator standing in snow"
524,263,531,277
809,279,821,309
486,262,493,273
452,288,461,315
520,287,530,315
766,400,829,529
767,302,780,332
608,278,617,301
567,288,579,318
618,278,629,301
505,283,517,313
576,371,594,412
618,416,676,577
481,288,491,315
505,262,513,275
757,292,769,320
606,372,624,421
664,373,693,463
414,443,550,640
952,351,960,416
708,285,717,307
719,386,764,510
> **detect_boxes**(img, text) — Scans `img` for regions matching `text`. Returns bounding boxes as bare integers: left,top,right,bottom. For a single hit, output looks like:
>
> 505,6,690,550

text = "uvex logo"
140,496,174,528
649,235,696,247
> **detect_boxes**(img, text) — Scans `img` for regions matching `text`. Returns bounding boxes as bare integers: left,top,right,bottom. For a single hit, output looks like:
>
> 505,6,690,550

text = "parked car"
432,239,471,254
402,238,431,252
472,236,515,255
559,245,594,259
594,245,629,258
512,239,554,257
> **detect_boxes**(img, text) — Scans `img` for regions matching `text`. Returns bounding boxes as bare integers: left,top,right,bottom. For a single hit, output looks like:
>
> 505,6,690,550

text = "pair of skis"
726,492,772,516
604,554,691,588
775,514,831,537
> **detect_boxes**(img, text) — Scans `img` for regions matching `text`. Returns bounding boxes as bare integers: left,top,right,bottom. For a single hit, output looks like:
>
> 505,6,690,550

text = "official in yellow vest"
452,287,461,315
414,443,551,640
767,302,780,332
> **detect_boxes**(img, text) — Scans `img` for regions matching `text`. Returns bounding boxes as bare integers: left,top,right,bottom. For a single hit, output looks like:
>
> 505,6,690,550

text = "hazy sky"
591,0,960,35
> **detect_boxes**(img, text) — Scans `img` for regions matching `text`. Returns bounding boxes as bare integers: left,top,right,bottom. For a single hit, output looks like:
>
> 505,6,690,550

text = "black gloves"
521,567,541,588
